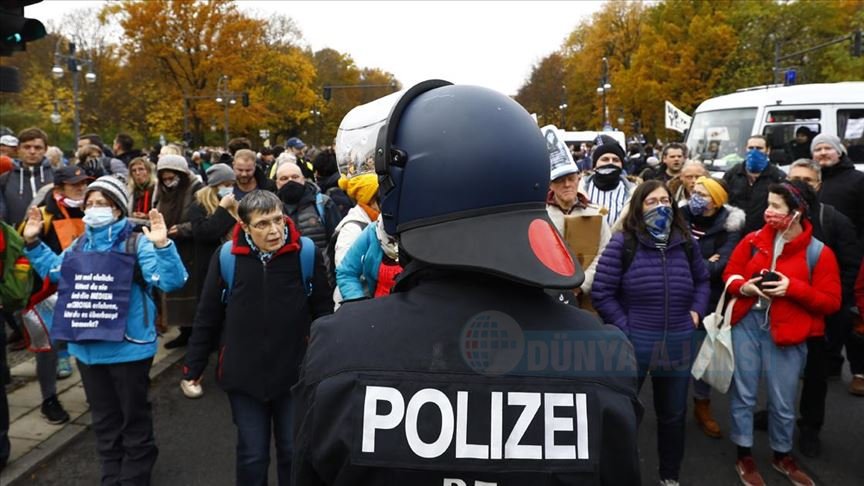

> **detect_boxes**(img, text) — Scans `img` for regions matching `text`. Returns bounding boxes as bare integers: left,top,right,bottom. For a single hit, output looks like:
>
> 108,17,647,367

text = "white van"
684,82,864,173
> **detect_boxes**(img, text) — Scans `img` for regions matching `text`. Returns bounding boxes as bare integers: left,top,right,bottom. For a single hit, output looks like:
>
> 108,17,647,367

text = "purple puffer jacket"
591,230,710,368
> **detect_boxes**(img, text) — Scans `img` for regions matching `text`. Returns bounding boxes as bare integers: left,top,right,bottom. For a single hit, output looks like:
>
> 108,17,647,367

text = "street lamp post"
51,41,96,146
596,57,612,131
558,103,568,128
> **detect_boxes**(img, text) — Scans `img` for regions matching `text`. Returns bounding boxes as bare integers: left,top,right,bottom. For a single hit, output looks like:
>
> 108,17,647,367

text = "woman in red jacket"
723,181,841,486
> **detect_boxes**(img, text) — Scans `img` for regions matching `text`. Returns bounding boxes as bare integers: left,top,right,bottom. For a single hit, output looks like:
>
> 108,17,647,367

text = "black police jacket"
292,264,642,486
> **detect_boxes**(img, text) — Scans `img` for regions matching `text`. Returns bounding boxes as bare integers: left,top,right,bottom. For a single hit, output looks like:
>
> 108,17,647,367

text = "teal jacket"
25,218,188,365
336,223,383,301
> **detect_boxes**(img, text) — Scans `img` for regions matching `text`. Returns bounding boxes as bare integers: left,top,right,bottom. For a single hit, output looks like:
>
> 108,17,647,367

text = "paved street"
17,357,864,485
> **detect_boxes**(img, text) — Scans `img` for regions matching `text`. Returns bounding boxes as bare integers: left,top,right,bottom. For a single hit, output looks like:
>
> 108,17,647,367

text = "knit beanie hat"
85,176,130,217
338,173,379,205
591,135,626,165
157,154,190,175
810,133,847,157
206,163,236,187
695,176,728,207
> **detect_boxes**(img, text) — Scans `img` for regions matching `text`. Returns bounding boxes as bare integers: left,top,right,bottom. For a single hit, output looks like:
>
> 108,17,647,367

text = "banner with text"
665,101,692,133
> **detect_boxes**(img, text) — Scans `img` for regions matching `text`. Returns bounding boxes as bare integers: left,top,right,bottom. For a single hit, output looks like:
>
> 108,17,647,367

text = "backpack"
219,236,316,302
325,186,353,219
326,220,369,276
0,221,34,311
621,231,694,273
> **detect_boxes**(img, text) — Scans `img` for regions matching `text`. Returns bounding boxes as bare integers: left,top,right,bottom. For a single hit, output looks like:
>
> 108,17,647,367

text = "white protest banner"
665,101,692,133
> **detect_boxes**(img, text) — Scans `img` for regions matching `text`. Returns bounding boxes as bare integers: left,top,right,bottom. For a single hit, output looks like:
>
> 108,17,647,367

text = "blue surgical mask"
688,193,709,216
83,207,117,228
217,187,233,198
745,149,769,173
644,204,673,242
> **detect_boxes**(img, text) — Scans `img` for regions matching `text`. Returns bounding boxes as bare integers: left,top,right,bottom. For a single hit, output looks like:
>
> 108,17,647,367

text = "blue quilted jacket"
591,230,710,367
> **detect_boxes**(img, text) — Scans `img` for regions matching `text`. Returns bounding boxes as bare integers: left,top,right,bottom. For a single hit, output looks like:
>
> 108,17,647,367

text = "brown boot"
694,398,722,438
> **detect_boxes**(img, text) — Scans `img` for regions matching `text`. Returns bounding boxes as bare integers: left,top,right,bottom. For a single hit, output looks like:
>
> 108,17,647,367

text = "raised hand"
142,209,169,248
22,206,44,243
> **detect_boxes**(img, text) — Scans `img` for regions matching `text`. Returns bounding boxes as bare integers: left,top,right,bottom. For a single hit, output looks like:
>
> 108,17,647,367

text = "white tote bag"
691,275,743,393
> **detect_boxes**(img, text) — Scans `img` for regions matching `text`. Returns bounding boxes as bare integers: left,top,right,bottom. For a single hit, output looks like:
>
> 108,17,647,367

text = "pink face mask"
763,209,794,231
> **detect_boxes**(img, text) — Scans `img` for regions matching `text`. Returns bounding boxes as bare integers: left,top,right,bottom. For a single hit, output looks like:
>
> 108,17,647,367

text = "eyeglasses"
250,216,286,231
789,176,817,184
644,197,671,207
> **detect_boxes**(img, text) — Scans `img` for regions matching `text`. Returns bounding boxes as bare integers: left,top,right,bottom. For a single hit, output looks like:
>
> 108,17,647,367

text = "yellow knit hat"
696,176,728,207
338,173,379,205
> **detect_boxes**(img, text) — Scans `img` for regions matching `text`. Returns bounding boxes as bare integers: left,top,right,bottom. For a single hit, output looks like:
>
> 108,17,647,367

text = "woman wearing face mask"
154,154,205,349
722,181,841,486
592,179,711,486
680,176,745,439
21,176,188,485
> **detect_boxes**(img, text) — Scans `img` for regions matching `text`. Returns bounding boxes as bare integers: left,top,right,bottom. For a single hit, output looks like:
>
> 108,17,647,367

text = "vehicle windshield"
686,108,757,172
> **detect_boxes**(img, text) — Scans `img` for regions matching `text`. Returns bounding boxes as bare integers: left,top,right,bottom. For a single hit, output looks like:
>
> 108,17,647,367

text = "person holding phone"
722,181,841,486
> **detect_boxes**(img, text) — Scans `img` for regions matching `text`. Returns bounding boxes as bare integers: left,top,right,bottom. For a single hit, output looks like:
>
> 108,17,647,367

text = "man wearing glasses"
182,190,333,486
723,135,787,234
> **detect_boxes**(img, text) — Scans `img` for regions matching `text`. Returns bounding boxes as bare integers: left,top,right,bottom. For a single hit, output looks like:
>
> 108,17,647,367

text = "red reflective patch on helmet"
528,219,575,276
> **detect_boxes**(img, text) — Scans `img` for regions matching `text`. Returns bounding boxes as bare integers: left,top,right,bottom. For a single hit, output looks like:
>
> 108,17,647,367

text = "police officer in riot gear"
292,81,642,485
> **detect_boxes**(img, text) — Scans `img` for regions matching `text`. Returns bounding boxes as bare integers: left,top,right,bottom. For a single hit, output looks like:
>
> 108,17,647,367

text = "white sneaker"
659,480,680,486
180,379,204,399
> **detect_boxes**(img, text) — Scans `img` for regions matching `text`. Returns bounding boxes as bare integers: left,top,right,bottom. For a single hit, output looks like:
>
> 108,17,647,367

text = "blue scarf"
644,205,673,242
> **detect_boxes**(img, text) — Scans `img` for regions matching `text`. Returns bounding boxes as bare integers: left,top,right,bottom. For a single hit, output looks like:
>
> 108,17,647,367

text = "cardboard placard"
563,214,603,268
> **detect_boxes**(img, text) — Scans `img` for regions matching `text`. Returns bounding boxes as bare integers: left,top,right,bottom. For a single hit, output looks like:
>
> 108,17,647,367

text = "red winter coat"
723,220,841,346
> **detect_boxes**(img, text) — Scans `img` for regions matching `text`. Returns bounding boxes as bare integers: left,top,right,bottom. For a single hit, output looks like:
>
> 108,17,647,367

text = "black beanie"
591,135,626,165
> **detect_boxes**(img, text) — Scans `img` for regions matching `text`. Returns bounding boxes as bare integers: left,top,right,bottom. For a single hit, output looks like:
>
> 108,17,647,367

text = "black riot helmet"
338,80,582,289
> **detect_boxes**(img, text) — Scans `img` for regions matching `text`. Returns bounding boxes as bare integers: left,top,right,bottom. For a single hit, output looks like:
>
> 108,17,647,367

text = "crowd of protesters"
1,113,863,486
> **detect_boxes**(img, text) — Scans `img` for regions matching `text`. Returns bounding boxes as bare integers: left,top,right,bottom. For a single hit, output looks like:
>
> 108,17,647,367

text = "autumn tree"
514,52,567,128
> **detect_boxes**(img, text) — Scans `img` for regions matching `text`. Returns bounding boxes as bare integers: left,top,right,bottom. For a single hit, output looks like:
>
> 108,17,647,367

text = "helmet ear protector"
374,79,452,233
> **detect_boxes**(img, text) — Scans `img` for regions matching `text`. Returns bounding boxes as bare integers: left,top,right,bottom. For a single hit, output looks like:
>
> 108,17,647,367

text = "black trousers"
77,357,157,486
799,337,827,430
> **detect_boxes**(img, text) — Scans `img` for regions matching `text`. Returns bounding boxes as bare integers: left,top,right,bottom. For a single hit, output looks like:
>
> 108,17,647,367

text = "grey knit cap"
206,163,236,187
810,133,847,157
85,176,130,217
157,154,190,175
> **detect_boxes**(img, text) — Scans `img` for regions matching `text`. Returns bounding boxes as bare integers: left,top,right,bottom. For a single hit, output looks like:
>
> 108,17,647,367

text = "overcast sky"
27,0,604,96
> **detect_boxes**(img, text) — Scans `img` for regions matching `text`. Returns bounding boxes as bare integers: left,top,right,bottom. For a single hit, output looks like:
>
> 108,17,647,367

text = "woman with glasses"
22,176,188,485
592,179,711,486
183,190,332,485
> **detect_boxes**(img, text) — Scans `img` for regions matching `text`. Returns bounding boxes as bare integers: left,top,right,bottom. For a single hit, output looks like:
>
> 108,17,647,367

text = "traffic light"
323,86,331,101
0,0,46,57
242,91,249,107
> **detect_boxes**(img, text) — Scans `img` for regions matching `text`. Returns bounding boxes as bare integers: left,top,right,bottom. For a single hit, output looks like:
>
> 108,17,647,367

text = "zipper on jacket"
660,247,670,363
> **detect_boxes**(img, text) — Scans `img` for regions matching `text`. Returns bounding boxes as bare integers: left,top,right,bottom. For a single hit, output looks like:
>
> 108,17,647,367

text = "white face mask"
63,198,84,208
217,187,233,198
163,178,179,189
83,207,117,228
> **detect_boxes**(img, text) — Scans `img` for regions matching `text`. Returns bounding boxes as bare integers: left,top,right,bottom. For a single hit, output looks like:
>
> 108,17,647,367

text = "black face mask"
593,165,622,191
277,181,305,204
